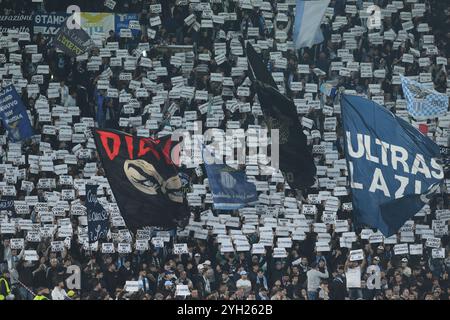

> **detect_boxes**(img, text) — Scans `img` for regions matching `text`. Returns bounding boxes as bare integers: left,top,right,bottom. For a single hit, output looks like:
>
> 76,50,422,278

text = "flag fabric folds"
246,41,277,88
341,94,444,236
294,0,330,49
247,42,316,189
203,145,258,210
320,82,337,98
0,85,33,142
54,20,94,57
93,129,189,231
86,184,109,243
400,75,448,118
254,81,317,189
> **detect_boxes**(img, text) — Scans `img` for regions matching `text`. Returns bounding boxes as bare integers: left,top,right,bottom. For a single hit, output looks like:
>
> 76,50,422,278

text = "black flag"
54,20,94,57
247,42,316,188
246,41,277,88
86,184,109,243
93,129,189,231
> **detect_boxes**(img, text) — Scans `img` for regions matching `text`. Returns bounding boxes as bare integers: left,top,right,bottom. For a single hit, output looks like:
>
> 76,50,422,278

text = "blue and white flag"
320,82,337,98
203,145,258,210
294,0,330,49
341,95,444,236
0,85,33,142
400,75,448,118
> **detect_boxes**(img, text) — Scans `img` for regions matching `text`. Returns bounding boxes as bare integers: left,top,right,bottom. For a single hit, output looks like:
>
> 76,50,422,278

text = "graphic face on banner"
123,159,182,202
93,129,188,230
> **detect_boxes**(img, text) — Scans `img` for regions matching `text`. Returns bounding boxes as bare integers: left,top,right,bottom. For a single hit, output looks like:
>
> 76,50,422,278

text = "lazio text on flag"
0,85,33,142
294,0,330,49
400,75,448,118
341,95,444,236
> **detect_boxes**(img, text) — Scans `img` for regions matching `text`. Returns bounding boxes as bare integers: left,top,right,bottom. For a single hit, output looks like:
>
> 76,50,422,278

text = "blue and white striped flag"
400,75,448,118
294,0,330,49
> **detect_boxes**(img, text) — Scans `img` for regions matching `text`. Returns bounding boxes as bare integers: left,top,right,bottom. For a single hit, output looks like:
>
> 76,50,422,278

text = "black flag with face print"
93,129,189,231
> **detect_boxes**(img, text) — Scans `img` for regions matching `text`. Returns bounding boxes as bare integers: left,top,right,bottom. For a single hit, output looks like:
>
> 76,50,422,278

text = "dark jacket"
329,275,347,300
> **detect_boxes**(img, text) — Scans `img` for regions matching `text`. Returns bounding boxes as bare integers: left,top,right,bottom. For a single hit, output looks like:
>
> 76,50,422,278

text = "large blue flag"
400,75,448,118
341,94,444,236
203,145,258,210
0,85,33,142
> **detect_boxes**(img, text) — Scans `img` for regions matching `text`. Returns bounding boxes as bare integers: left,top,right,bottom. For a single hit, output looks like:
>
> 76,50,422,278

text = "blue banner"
0,85,33,142
115,13,140,37
203,144,258,210
341,94,444,236
205,163,258,210
86,185,109,243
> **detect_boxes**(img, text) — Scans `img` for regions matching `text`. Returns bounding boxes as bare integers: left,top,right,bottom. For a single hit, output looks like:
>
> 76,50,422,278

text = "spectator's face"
385,290,393,299
402,289,409,298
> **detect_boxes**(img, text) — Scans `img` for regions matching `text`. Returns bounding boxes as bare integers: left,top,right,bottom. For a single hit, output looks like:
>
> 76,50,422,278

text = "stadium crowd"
0,0,449,300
